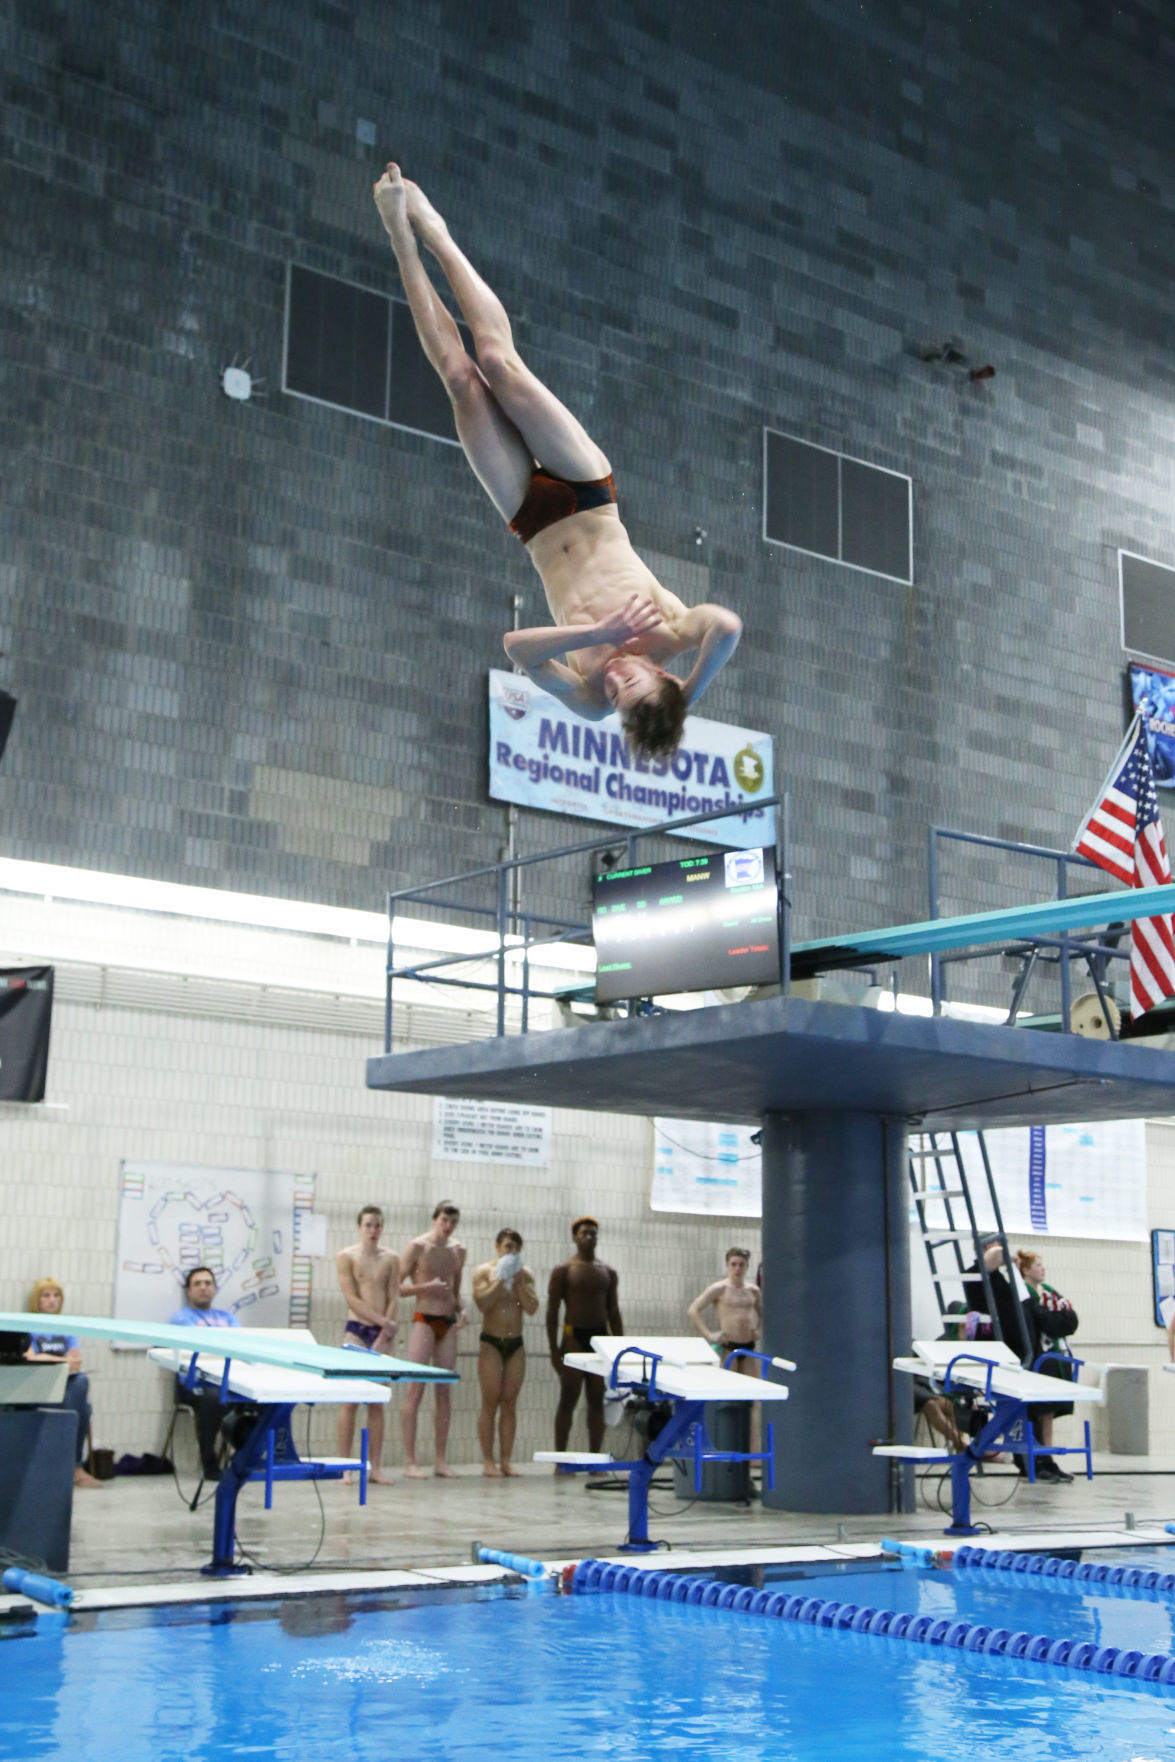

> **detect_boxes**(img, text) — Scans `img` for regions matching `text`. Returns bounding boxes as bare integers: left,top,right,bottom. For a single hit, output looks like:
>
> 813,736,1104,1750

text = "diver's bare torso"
525,505,691,705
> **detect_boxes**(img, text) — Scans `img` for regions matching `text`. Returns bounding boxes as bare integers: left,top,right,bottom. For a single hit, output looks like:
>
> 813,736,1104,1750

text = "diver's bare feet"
369,1467,394,1485
373,163,410,242
482,1461,503,1478
404,1463,429,1480
403,179,448,249
501,1462,521,1477
435,1461,458,1479
74,1466,102,1489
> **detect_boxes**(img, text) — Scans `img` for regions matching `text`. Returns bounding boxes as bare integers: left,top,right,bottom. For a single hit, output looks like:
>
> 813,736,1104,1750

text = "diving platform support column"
761,1111,913,1515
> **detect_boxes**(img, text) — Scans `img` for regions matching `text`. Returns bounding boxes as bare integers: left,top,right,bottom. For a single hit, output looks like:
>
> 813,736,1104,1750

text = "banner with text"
488,669,774,849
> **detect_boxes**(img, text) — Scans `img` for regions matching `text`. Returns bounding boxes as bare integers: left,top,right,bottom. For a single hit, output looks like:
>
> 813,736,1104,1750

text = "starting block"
534,1335,793,1551
0,1310,457,1577
882,1339,1103,1535
149,1333,397,1573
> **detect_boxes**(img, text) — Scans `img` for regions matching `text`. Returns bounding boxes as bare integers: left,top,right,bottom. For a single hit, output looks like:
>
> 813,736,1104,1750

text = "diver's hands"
595,594,662,650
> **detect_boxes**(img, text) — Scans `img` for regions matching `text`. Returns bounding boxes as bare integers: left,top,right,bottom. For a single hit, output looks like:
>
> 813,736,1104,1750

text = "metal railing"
384,794,788,1050
927,826,1128,1033
382,811,1130,1051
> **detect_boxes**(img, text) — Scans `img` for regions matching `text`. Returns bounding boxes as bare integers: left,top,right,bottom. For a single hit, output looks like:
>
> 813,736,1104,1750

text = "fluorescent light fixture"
0,858,386,941
0,858,595,971
867,988,1006,1023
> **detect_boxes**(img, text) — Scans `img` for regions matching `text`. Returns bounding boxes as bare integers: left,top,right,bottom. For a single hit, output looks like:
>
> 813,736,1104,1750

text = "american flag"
1073,715,1175,1018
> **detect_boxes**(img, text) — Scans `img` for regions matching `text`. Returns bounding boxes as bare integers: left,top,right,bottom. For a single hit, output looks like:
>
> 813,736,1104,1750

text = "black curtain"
0,967,53,1101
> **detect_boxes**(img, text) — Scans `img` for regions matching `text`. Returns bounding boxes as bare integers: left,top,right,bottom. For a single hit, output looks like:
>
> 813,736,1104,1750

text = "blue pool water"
7,1560,1175,1762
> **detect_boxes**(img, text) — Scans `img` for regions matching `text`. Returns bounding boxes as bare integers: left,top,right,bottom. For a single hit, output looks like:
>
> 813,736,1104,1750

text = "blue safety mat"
5,1581,1175,1762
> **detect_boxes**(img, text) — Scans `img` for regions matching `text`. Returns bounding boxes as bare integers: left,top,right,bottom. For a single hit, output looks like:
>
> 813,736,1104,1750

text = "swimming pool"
7,1558,1175,1762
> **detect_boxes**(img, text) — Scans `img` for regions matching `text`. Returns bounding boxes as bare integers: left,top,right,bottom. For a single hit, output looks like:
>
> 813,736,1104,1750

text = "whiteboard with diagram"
113,1160,316,1334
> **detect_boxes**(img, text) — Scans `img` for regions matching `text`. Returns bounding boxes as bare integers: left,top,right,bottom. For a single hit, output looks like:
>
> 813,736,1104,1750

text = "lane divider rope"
953,1545,1175,1597
568,1558,1175,1684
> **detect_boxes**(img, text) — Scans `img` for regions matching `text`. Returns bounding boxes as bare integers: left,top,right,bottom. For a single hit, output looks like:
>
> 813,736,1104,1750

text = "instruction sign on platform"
432,1096,552,1166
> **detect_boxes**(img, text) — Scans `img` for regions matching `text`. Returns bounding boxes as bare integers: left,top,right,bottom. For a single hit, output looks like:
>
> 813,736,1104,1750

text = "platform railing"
384,793,787,1050
927,826,1128,1032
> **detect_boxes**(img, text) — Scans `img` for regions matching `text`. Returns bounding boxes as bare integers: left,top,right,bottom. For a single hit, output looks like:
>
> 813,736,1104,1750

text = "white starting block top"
149,1328,392,1406
893,1339,1102,1407
873,1443,955,1463
534,1452,615,1465
562,1335,791,1404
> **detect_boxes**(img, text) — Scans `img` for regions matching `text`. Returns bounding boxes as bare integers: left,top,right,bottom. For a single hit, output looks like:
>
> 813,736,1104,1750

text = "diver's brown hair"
622,675,688,764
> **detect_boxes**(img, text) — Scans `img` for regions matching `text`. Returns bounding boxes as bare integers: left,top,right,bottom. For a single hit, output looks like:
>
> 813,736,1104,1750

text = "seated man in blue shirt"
169,1267,240,1482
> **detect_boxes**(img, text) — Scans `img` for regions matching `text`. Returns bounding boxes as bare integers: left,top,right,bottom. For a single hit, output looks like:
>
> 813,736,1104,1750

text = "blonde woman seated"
25,1277,101,1488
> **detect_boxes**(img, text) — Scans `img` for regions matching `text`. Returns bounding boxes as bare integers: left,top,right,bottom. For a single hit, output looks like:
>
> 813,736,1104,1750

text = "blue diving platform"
366,993,1175,1130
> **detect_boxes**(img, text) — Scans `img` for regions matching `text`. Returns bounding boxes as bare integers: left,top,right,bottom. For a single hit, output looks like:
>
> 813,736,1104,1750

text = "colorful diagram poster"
113,1161,316,1338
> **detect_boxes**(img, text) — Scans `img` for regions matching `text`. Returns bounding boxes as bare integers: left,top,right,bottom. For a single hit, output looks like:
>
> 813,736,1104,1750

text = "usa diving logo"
501,684,531,722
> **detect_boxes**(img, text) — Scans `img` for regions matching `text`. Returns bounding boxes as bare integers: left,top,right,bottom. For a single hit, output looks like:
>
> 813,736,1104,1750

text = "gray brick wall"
2,0,1174,951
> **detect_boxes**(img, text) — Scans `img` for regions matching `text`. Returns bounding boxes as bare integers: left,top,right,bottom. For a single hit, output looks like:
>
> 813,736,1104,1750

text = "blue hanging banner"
1131,661,1175,790
1028,1127,1048,1231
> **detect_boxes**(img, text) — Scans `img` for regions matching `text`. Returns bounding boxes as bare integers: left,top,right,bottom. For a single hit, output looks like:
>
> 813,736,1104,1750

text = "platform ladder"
909,1131,1033,1364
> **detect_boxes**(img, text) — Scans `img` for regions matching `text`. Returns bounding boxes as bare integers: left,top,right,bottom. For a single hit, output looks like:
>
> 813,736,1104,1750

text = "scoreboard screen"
592,848,780,1004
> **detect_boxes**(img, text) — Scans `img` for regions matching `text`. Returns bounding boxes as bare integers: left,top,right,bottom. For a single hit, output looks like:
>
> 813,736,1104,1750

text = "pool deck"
5,1453,1175,1616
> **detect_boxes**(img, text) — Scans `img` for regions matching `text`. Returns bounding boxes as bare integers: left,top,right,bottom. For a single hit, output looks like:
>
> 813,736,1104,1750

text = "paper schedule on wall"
1153,1230,1175,1330
938,1120,1148,1243
113,1160,316,1342
651,1118,762,1217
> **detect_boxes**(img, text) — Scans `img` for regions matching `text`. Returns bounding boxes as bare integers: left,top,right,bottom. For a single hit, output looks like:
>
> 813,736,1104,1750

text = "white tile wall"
4,889,1171,1471
0,991,751,1469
